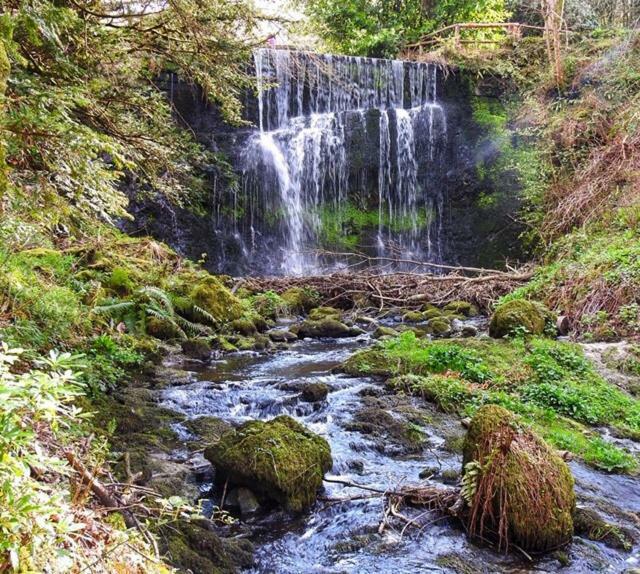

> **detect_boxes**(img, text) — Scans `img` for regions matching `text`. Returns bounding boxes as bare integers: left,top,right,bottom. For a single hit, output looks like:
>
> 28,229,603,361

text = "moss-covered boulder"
444,301,479,317
181,338,211,360
342,348,393,377
296,318,355,339
205,416,332,512
281,287,319,313
308,306,342,321
462,405,575,552
489,299,555,339
146,317,182,340
230,317,257,336
191,276,244,323
373,325,398,339
403,311,425,323
423,307,442,320
427,317,452,337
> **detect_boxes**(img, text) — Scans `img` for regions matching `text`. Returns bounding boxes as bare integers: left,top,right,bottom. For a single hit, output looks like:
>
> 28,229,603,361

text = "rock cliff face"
124,51,525,275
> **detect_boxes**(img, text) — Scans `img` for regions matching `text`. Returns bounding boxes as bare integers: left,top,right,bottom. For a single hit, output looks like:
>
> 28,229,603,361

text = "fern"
461,461,482,505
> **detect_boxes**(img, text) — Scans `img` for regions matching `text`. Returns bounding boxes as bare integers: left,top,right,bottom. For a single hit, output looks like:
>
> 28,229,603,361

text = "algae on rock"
204,415,332,512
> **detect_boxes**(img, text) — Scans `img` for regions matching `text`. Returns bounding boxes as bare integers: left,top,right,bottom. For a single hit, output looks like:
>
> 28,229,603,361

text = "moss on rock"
308,306,342,321
204,415,332,512
489,299,555,339
462,405,575,553
342,348,393,377
191,276,244,324
427,317,452,337
444,301,479,317
373,325,398,339
229,318,257,336
423,308,442,320
281,287,320,313
403,311,425,323
296,318,354,339
146,317,183,340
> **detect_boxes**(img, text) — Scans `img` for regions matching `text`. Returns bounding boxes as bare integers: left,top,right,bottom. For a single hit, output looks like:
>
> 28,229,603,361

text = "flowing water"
160,332,640,574
239,50,448,275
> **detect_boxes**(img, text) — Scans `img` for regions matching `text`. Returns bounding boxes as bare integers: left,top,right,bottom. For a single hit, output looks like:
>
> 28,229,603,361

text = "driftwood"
242,264,533,312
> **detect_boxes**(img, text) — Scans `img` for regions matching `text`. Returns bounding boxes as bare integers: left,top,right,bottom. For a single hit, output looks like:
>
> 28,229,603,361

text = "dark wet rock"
181,338,212,361
373,326,398,339
463,405,575,552
153,365,195,387
227,487,261,518
345,396,425,455
347,460,365,474
296,318,355,339
460,325,478,338
204,415,332,512
489,299,556,338
268,329,298,342
573,507,634,551
301,382,330,402
419,466,439,479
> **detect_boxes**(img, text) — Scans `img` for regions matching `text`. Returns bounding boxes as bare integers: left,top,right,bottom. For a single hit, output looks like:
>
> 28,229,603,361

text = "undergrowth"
373,332,639,473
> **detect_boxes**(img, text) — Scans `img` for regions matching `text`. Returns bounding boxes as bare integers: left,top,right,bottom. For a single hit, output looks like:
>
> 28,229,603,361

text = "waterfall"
240,49,448,275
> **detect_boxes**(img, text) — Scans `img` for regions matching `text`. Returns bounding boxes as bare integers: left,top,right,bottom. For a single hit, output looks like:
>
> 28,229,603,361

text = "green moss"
308,306,342,321
463,405,575,552
443,301,478,317
346,333,639,473
229,317,257,336
204,416,332,512
422,307,442,320
402,311,424,323
489,299,555,338
373,325,398,339
427,317,452,336
280,287,320,313
250,290,288,319
190,276,244,323
296,318,352,339
107,267,134,294
573,508,634,551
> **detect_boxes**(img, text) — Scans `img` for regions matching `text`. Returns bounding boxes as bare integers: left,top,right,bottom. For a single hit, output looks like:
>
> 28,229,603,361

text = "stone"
460,325,478,338
308,306,342,321
204,415,332,512
296,318,353,339
489,299,556,339
233,487,261,518
423,307,442,320
268,329,298,342
419,466,439,479
403,311,424,323
180,338,211,360
427,317,452,337
462,405,575,552
301,382,330,402
444,301,479,317
230,318,257,336
373,326,398,339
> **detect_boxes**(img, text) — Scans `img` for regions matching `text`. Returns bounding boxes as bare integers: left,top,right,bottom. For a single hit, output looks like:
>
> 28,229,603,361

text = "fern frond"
192,304,217,326
93,300,136,316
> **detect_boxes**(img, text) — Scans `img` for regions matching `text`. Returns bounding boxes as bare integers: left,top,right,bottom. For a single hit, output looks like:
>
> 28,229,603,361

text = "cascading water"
239,49,448,275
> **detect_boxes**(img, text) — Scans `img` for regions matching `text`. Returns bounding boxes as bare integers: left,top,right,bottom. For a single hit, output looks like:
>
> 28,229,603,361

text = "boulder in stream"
205,415,332,512
295,317,357,339
462,405,575,552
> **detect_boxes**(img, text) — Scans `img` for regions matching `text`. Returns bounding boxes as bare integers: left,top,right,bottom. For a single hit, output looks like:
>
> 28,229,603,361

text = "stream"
159,331,640,574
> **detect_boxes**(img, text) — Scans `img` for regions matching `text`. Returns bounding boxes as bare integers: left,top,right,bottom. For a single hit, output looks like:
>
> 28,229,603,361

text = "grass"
361,332,640,473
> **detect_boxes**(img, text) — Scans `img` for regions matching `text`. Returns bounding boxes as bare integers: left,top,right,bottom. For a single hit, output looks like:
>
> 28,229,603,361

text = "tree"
1,0,269,223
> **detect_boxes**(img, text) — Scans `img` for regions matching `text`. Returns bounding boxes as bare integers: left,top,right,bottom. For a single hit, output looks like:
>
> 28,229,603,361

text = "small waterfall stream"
243,49,448,275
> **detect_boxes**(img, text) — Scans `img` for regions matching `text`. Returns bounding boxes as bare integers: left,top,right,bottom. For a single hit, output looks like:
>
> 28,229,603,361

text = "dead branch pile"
243,267,533,311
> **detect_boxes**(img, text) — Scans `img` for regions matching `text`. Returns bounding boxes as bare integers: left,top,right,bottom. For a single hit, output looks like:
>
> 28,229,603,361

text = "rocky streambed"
114,313,640,574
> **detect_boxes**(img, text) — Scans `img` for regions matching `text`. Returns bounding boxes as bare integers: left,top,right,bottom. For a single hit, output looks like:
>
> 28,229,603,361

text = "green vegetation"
347,332,640,472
